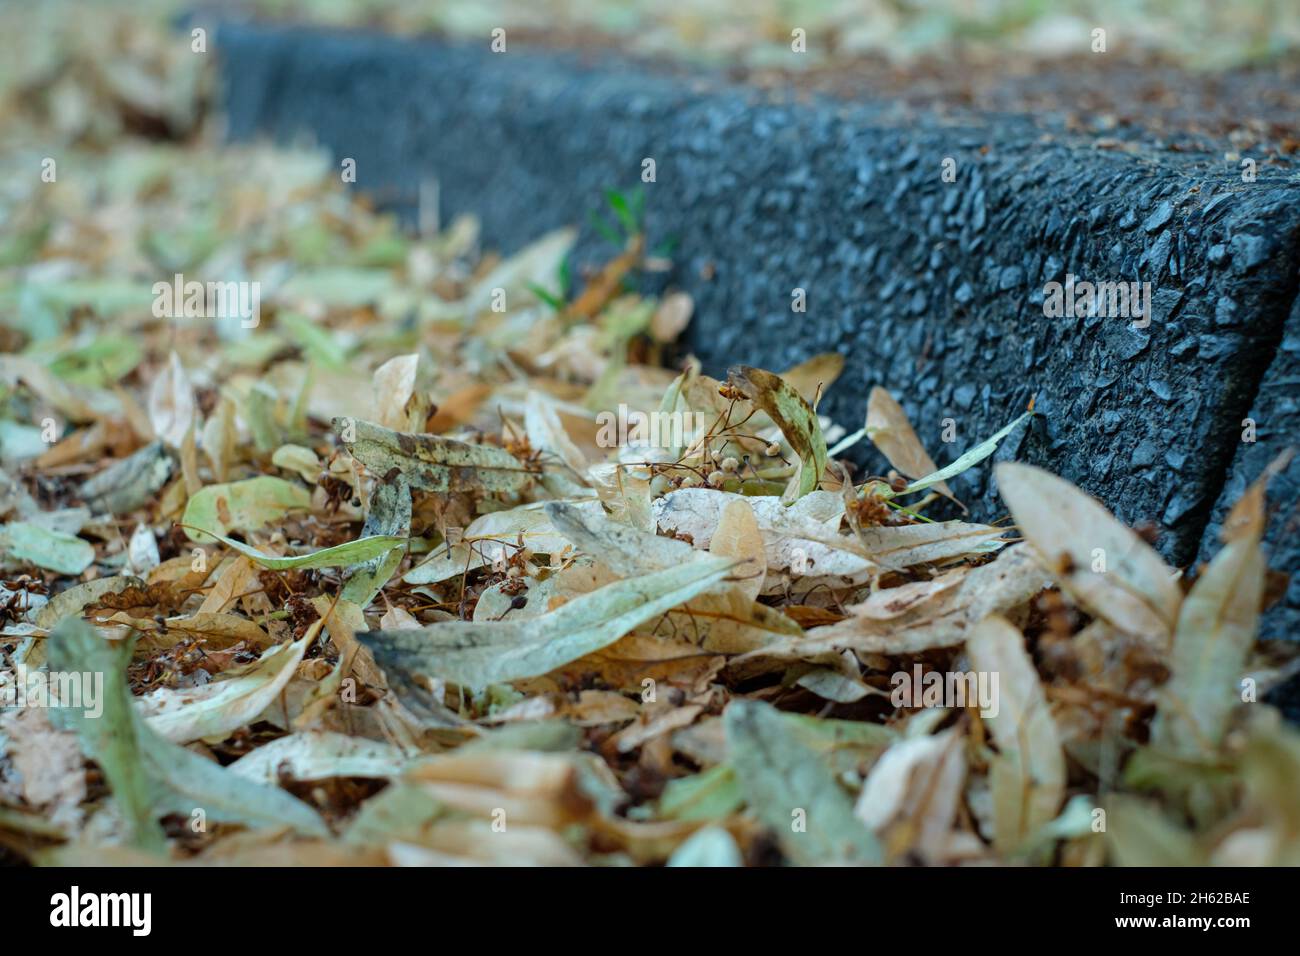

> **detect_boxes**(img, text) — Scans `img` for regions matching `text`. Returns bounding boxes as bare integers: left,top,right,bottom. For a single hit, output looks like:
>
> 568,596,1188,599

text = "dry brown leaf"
996,461,1180,643
147,350,196,450
966,615,1065,854
372,353,421,432
866,386,956,504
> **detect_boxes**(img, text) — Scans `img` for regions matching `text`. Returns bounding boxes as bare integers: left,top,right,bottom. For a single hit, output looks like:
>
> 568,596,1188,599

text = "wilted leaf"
128,611,272,649
657,765,743,821
270,443,321,483
4,26,1283,868
650,292,694,344
229,731,408,784
710,497,765,603
343,469,411,606
371,353,420,431
547,500,792,653
34,575,142,631
1104,794,1203,866
524,390,590,497
780,353,844,405
47,618,327,848
126,523,160,574
335,417,533,495
855,727,966,863
404,502,569,585
726,366,827,502
464,228,576,316
79,441,174,515
889,409,1033,499
547,499,695,576
747,543,1047,659
46,619,165,853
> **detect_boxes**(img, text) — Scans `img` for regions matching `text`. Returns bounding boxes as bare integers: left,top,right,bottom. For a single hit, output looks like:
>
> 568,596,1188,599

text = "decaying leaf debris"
2,4,1299,869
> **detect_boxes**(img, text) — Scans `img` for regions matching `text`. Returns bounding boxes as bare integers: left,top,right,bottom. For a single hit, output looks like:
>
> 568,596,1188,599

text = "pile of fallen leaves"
2,3,1300,867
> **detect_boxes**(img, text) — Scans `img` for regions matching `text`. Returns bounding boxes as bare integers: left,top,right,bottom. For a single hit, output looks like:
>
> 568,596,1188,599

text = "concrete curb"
214,23,1300,630
1202,295,1300,634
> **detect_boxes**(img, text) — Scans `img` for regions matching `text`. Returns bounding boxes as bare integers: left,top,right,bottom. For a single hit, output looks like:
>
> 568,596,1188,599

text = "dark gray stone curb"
1202,295,1300,639
213,23,1300,628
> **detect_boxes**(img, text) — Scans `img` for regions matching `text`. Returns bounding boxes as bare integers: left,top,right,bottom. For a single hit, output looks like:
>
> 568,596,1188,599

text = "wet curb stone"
214,23,1300,631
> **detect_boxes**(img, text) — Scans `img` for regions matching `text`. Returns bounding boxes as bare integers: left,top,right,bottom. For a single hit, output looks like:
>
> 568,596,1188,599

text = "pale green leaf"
2,521,94,575
181,475,311,544
667,826,744,866
1104,794,1203,866
197,529,405,570
725,699,880,865
47,618,327,848
889,409,1033,498
360,555,738,688
46,620,165,853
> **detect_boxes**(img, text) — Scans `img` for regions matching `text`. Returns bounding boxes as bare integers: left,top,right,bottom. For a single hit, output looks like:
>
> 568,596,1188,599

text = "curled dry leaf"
137,630,313,744
404,502,574,585
650,291,694,343
709,497,765,603
725,365,827,502
524,390,592,497
547,499,795,654
371,353,420,432
752,542,1048,659
779,352,845,406
856,727,967,863
229,731,408,785
47,618,327,848
653,488,1007,593
888,409,1034,499
79,441,173,515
